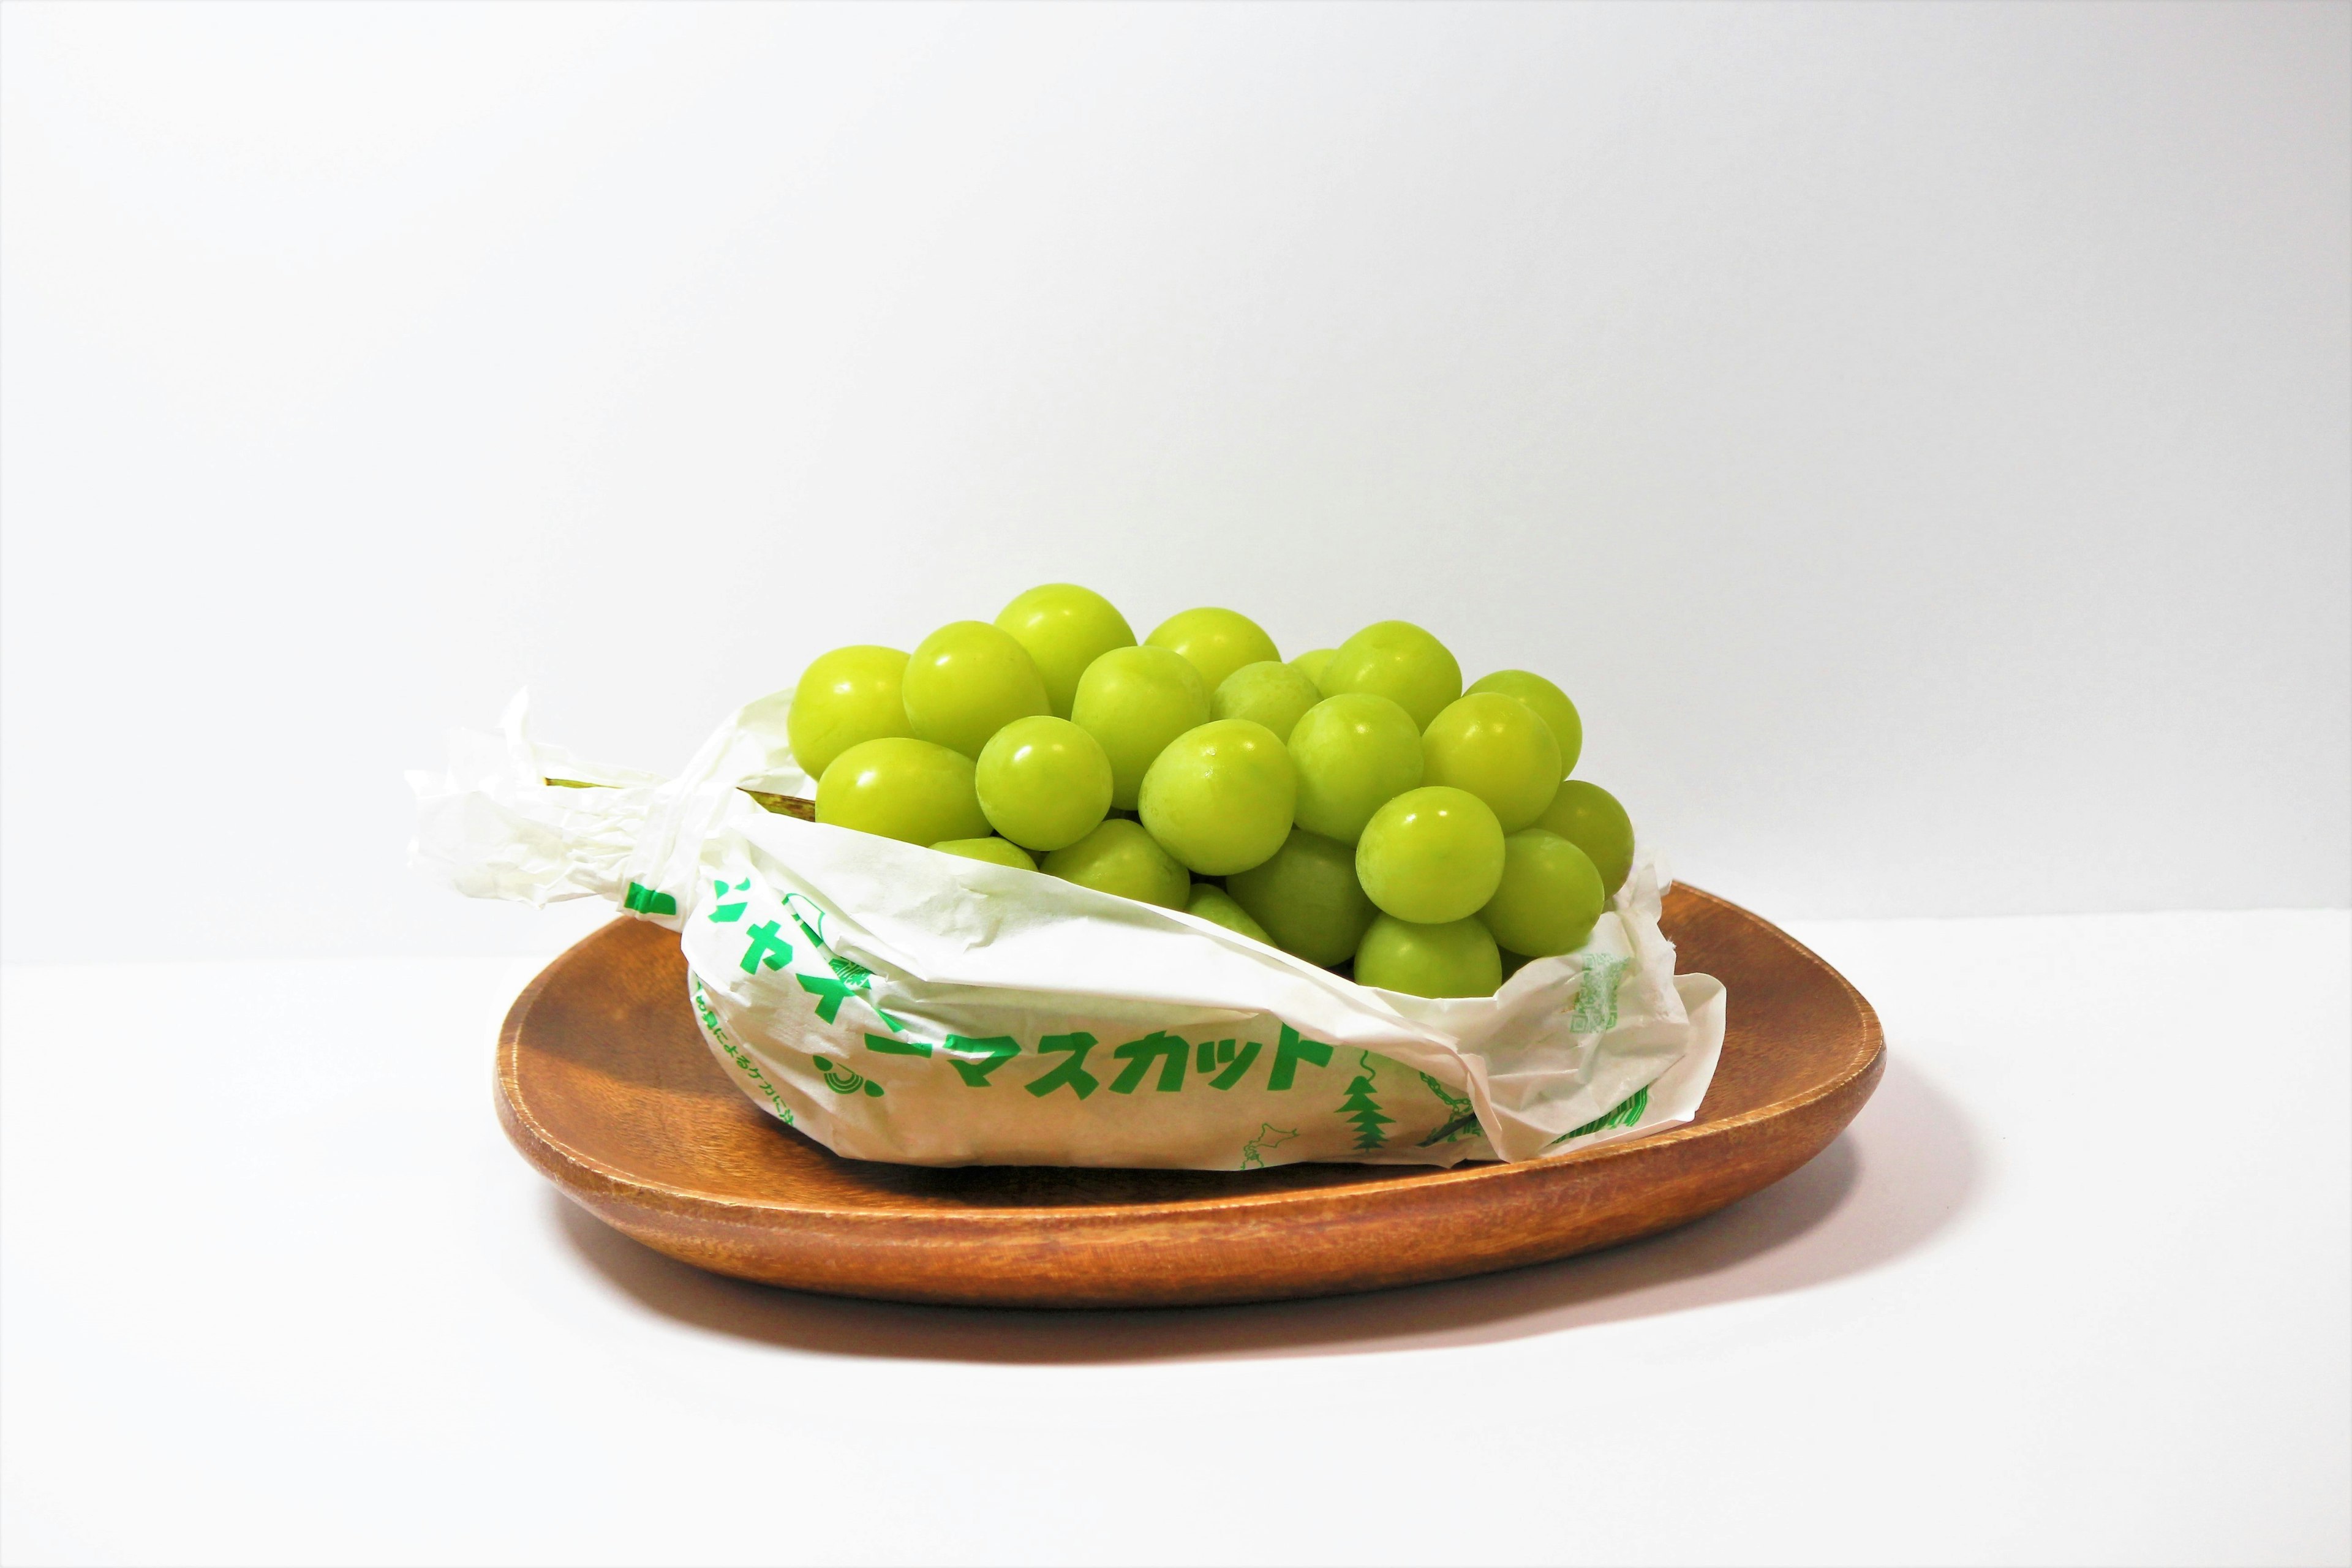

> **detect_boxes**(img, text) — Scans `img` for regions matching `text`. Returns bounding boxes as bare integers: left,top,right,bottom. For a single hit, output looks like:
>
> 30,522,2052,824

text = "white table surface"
4,907,2346,1567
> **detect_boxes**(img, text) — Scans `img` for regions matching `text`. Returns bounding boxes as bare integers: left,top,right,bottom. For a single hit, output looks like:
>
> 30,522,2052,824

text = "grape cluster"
788,585,1638,999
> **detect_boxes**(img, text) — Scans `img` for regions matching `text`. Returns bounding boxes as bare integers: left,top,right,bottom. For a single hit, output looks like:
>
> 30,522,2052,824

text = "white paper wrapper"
410,691,1726,1171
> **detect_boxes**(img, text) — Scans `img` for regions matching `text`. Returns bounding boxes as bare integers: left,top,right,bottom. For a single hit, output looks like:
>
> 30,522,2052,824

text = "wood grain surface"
496,884,1883,1308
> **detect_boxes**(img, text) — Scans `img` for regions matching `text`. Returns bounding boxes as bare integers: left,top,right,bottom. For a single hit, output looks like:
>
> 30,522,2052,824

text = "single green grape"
901,620,1050,758
1319,620,1461,729
1145,607,1280,695
815,737,990,845
1042,818,1189,909
1211,660,1322,743
1068,645,1212,810
993,584,1136,719
1479,829,1606,956
1466,669,1581,777
974,715,1113,852
1289,647,1336,695
1186,883,1273,945
1354,914,1502,998
1225,828,1377,966
1532,780,1635,895
1355,785,1506,924
1287,693,1424,843
1137,719,1295,875
786,646,913,779
932,836,1038,871
1421,692,1562,832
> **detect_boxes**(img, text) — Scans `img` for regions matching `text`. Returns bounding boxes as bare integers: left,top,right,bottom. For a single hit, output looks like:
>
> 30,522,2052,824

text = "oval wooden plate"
498,884,1882,1309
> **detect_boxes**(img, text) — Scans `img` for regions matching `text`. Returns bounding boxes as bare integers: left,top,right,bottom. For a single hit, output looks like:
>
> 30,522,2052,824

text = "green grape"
974,715,1113,852
1145,607,1280,695
816,737,989,845
932,836,1038,871
1499,948,1534,984
1211,660,1321,743
994,584,1136,719
1421,693,1562,832
1289,647,1336,695
901,620,1050,758
1354,914,1502,998
1355,785,1506,924
1320,620,1461,729
1466,669,1582,777
786,646,913,779
1186,883,1273,944
1287,693,1424,843
1225,828,1377,966
1532,780,1635,895
1137,719,1295,875
1479,829,1605,956
1042,818,1189,909
1068,645,1211,810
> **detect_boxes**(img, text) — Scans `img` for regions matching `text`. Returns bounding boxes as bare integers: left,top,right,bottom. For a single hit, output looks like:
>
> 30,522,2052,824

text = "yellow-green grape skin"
1042,818,1189,909
1355,785,1507,924
993,584,1136,719
815,737,990,846
974,715,1114,852
1225,829,1378,967
1186,883,1273,944
1211,661,1322,744
900,620,1051,759
1421,693,1563,833
1479,829,1606,957
1289,648,1336,695
1145,607,1281,696
1137,719,1296,875
1466,669,1582,778
1354,914,1503,998
786,646,913,780
1068,645,1212,810
1319,620,1461,730
932,836,1038,871
1532,780,1637,895
1287,693,1424,844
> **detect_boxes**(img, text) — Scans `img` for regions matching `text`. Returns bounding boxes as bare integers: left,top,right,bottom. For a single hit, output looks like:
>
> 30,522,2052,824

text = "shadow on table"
552,1055,1977,1363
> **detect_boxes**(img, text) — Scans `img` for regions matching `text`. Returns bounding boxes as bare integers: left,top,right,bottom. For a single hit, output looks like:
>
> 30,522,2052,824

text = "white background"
3,1,2346,962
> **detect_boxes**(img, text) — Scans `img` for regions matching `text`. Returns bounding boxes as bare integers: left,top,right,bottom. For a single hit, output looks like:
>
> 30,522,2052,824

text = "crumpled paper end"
405,689,659,908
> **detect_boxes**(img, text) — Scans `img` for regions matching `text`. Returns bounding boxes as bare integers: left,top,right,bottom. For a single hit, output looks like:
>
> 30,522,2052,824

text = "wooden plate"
498,885,1882,1308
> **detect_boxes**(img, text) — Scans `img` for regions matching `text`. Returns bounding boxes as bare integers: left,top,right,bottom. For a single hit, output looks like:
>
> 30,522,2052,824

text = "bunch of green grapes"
786,586,1641,999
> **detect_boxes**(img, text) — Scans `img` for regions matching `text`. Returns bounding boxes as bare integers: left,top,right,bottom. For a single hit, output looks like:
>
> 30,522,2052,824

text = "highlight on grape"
792,586,1635,998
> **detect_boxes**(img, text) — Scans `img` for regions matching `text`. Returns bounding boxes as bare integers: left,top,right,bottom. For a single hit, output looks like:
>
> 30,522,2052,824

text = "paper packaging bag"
411,692,1727,1172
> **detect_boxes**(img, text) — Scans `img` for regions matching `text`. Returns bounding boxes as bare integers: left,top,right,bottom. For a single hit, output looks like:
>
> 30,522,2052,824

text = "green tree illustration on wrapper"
1336,1052,1393,1151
